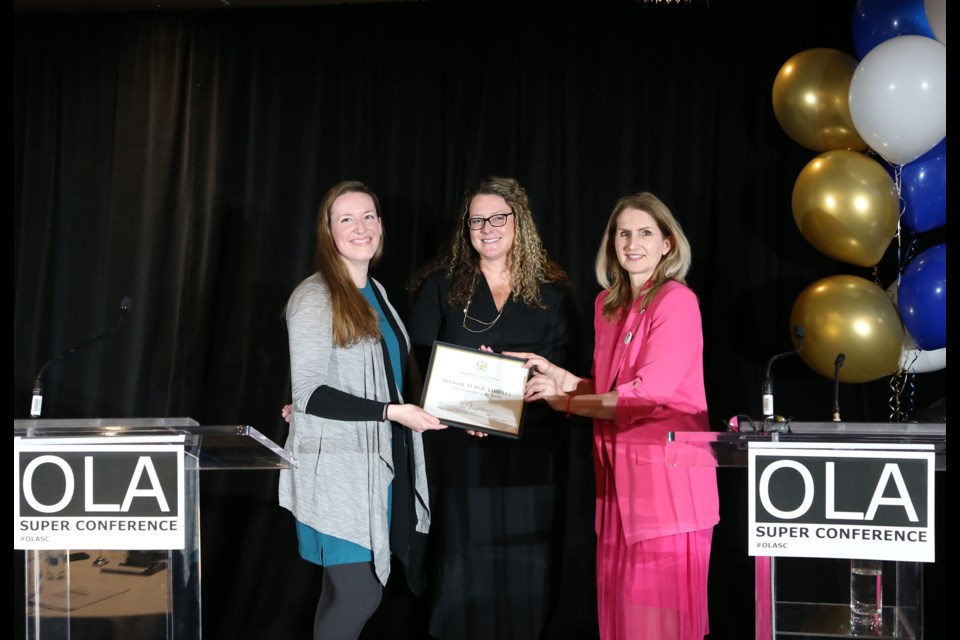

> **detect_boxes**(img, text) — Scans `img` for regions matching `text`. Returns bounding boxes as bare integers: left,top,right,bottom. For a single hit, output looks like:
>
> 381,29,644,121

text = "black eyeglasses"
466,212,514,230
725,414,792,434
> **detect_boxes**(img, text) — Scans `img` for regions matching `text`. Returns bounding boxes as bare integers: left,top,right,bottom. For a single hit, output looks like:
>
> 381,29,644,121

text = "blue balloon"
899,139,946,233
851,0,936,59
898,243,946,350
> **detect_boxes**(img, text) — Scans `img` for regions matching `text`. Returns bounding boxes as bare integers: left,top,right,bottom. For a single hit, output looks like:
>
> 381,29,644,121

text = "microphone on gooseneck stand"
761,325,805,420
30,296,134,419
832,353,846,422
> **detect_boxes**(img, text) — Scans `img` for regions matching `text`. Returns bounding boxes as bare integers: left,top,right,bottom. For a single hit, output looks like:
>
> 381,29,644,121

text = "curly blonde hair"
595,192,692,321
408,176,570,307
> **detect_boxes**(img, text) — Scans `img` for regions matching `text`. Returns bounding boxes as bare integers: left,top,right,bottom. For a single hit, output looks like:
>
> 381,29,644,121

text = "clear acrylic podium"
669,421,945,640
14,417,296,640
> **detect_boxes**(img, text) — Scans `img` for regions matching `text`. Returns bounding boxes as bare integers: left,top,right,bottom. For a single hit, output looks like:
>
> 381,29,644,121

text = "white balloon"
924,0,946,45
849,35,947,165
900,342,946,374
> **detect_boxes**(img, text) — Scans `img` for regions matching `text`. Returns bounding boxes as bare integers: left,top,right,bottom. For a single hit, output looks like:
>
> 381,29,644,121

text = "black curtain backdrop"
14,1,945,638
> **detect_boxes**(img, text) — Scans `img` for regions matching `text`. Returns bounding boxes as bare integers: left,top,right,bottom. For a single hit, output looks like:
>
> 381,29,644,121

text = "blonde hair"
313,180,383,346
408,176,570,306
594,192,691,321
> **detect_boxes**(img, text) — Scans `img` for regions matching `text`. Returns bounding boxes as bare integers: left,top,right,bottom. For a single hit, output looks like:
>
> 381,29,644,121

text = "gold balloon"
790,275,905,383
772,48,868,152
792,150,900,267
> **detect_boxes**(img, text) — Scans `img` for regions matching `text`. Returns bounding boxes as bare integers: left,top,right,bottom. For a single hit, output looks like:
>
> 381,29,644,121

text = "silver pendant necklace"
462,271,509,333
462,299,504,333
463,274,509,333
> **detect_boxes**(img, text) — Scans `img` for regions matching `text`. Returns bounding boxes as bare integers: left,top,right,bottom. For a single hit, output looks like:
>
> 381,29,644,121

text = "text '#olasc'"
755,525,927,542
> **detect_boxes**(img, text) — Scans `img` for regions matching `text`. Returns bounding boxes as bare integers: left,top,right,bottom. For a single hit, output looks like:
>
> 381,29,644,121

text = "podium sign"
15,436,186,551
748,442,935,562
15,418,296,640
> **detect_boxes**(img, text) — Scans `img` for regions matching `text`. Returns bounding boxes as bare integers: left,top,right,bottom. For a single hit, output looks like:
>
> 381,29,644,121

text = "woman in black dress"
407,176,589,640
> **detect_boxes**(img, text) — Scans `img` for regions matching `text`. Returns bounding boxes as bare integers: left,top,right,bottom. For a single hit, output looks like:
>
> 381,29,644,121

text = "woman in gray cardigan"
278,180,446,640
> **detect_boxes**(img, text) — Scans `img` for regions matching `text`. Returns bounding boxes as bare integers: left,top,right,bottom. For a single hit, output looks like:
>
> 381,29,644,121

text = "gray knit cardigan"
278,273,430,586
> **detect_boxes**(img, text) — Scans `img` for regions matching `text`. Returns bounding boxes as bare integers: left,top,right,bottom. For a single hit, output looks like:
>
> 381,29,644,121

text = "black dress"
408,271,590,640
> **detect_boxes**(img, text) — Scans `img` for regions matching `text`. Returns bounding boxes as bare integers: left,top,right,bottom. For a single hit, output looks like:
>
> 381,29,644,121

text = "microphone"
29,296,134,418
832,353,845,422
761,324,805,419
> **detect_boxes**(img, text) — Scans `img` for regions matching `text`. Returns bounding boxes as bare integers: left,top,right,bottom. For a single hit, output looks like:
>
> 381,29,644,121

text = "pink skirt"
596,463,713,640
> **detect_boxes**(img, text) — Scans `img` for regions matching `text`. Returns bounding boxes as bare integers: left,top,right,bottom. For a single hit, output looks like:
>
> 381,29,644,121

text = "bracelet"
564,395,572,418
382,403,391,421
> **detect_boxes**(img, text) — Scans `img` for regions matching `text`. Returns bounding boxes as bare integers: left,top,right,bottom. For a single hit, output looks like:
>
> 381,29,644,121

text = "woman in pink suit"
508,191,719,640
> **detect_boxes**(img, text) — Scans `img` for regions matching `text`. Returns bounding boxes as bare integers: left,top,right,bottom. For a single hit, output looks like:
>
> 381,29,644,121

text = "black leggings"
313,562,383,640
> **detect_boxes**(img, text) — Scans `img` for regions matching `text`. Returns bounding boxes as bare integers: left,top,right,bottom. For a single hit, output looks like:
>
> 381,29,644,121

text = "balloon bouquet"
771,0,946,419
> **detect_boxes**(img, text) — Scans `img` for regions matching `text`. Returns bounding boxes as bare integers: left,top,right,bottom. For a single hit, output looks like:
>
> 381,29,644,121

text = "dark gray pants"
314,562,383,640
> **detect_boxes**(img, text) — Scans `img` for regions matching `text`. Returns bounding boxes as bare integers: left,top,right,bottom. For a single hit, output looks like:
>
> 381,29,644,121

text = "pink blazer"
592,281,719,545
